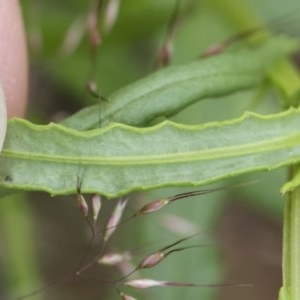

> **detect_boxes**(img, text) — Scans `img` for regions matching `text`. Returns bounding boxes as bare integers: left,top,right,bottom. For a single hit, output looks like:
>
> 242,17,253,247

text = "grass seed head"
135,199,170,216
123,278,163,289
92,194,102,221
77,194,89,217
104,197,128,242
137,251,165,269
104,0,120,33
98,251,131,266
87,12,101,48
118,290,138,300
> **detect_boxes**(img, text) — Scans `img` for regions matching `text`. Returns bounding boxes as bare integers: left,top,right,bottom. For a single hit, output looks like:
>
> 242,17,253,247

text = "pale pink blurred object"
0,0,28,117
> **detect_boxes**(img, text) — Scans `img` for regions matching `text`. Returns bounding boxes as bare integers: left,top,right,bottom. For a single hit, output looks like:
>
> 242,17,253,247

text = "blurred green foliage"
1,0,300,300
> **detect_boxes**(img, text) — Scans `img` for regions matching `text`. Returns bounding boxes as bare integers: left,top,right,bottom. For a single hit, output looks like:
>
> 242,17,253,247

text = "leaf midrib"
111,70,262,113
2,133,299,166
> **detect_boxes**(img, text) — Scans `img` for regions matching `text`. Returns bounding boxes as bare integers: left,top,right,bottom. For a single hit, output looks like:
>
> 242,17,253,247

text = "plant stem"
280,167,300,300
0,193,42,299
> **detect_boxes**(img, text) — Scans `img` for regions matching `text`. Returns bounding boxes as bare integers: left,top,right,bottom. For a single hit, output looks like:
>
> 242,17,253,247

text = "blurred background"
1,0,300,299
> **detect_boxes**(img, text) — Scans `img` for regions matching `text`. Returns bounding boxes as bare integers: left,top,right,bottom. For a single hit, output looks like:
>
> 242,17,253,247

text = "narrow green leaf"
2,108,300,198
203,0,300,106
62,37,298,131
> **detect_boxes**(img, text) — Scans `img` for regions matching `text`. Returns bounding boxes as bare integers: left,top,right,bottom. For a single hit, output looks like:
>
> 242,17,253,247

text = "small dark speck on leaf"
5,175,12,182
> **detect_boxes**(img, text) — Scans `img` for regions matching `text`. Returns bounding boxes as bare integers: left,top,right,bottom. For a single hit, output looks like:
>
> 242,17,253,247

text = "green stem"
0,193,42,299
280,167,300,300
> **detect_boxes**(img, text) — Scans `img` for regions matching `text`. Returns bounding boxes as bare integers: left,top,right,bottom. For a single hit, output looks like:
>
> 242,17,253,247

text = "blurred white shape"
104,0,121,33
119,291,138,300
59,16,85,55
98,251,132,266
160,214,199,236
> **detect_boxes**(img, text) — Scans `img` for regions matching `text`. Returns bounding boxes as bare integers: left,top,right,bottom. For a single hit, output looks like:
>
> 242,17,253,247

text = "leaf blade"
1,108,300,197
62,37,298,130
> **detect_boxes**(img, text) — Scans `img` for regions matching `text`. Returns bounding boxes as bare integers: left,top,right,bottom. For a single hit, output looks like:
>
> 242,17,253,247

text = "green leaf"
62,37,298,131
2,107,300,198
204,0,300,109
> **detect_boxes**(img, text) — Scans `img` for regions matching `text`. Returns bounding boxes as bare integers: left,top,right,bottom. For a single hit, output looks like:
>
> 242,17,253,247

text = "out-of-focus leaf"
62,37,298,130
